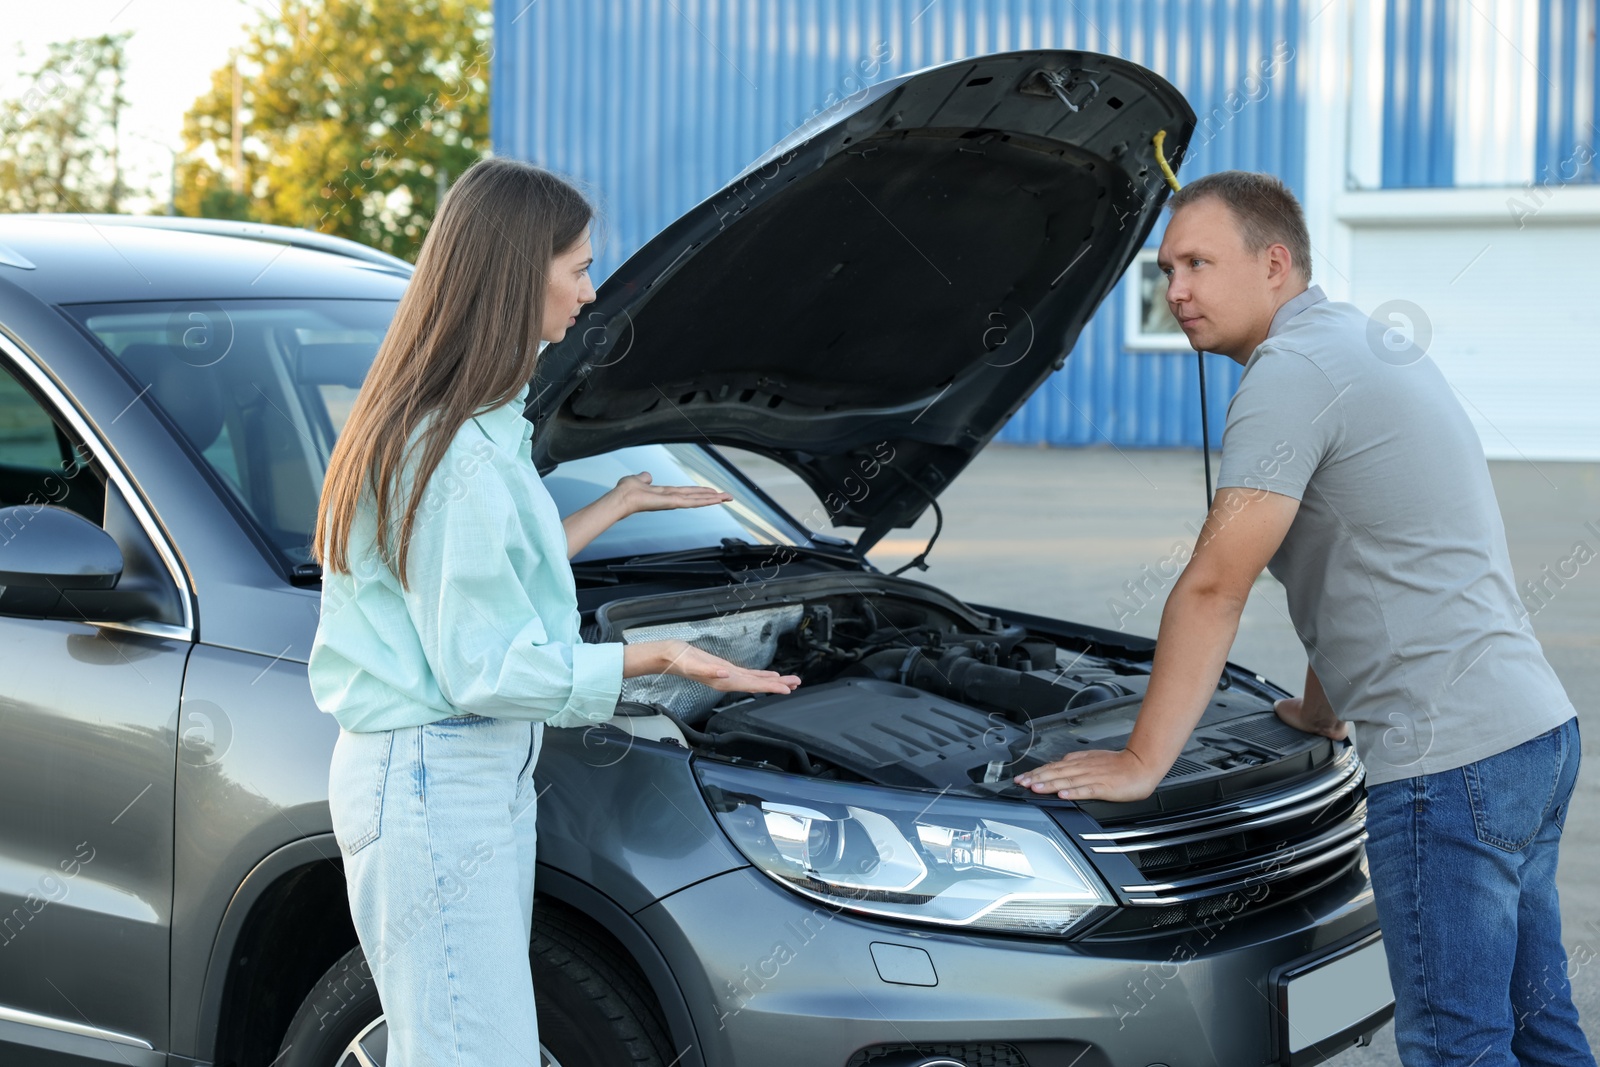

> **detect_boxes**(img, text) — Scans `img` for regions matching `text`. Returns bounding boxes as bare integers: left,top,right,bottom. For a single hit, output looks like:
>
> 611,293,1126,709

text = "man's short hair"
1166,170,1312,283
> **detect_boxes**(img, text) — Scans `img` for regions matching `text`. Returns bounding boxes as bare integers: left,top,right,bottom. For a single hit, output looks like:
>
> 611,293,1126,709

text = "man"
1014,171,1592,1066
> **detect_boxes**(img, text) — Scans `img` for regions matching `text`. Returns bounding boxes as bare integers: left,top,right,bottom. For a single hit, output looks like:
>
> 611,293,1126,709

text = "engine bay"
598,573,1330,799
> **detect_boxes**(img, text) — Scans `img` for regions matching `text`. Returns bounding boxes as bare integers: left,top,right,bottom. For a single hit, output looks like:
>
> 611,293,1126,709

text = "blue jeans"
329,712,545,1067
1364,715,1594,1066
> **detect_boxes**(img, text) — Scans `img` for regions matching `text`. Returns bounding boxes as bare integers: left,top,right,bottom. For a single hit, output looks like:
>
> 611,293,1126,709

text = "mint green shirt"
308,379,626,733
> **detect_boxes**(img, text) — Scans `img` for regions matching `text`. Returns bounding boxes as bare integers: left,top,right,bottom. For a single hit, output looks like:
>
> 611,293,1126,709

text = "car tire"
276,908,673,1067
530,904,676,1067
274,943,387,1067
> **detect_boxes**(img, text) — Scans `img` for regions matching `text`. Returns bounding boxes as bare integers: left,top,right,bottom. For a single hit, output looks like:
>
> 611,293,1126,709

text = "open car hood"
528,49,1195,551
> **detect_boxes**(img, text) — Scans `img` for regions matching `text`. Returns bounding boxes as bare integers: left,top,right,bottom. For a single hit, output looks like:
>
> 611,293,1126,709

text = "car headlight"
695,761,1113,935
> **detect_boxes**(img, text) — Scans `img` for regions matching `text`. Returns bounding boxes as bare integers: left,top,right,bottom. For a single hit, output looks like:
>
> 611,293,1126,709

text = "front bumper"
636,854,1389,1067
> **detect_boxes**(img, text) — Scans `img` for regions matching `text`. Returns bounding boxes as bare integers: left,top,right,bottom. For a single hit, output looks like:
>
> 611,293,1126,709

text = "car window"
67,298,401,570
66,298,808,574
0,361,105,528
0,369,65,469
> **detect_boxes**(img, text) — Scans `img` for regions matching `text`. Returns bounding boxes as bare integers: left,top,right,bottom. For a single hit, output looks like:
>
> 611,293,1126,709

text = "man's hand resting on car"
1012,486,1306,803
1272,664,1347,740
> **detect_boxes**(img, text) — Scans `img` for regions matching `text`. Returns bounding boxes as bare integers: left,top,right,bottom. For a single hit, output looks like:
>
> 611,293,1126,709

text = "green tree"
177,0,491,261
0,34,133,214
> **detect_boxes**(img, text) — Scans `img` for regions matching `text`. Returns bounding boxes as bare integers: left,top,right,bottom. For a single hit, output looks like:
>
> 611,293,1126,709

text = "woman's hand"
610,471,732,515
624,640,800,695
563,473,734,558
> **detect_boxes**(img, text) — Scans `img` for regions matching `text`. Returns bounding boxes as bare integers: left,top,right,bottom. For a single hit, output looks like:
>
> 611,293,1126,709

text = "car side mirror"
0,503,123,591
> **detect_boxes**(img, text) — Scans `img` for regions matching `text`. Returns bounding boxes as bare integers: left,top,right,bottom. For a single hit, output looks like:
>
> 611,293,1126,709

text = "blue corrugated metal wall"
491,0,1307,449
1536,0,1599,184
1382,0,1456,187
1383,0,1598,188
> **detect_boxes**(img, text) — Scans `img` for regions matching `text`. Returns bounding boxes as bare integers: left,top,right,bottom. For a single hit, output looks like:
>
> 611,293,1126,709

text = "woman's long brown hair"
312,157,593,588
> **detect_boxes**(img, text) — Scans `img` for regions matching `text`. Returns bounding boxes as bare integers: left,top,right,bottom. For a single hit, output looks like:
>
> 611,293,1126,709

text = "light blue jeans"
329,711,545,1067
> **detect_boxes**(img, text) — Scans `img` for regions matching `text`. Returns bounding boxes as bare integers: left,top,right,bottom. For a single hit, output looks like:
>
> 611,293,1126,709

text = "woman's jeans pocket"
519,722,543,784
1461,722,1568,852
329,727,396,856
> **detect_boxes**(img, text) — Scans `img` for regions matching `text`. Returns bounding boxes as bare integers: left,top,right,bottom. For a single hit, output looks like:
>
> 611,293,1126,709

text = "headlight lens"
696,761,1112,935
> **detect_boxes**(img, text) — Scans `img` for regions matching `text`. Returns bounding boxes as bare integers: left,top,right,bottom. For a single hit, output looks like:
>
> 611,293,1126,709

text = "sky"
2,0,260,213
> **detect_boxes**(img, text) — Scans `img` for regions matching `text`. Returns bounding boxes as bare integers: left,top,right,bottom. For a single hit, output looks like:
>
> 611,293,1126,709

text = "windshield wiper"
573,537,864,578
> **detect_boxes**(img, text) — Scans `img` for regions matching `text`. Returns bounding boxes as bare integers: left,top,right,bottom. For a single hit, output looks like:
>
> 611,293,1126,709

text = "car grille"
1076,745,1367,937
847,1043,1029,1067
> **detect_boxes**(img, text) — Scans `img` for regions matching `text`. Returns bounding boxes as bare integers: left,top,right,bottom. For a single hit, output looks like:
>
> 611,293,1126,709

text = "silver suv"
0,49,1391,1067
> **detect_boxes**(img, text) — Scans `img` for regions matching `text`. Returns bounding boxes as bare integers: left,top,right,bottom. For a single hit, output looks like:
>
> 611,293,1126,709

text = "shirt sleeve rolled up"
394,447,624,728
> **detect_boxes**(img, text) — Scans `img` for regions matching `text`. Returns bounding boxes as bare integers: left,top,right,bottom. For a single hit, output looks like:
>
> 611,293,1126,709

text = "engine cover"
708,677,1027,791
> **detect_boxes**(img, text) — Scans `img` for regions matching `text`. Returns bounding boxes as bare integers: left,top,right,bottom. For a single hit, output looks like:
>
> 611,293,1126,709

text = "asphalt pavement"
732,443,1600,1066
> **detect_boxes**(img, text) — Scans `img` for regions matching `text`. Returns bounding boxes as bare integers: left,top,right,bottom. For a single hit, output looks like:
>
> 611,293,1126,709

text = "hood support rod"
1153,129,1214,513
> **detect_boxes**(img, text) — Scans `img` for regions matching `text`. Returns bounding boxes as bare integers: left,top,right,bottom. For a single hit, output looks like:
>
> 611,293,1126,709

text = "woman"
307,157,800,1065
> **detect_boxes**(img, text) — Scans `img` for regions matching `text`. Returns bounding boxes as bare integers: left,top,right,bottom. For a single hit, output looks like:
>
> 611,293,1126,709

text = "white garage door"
1344,218,1600,461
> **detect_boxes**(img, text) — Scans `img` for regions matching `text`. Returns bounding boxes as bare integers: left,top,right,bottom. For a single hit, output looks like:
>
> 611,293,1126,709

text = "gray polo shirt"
1214,284,1575,786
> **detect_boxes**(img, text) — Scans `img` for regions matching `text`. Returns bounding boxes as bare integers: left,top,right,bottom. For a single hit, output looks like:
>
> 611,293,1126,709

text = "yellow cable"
1153,129,1182,191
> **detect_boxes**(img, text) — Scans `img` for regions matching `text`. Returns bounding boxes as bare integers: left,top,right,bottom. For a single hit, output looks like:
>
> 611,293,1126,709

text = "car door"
0,349,189,1065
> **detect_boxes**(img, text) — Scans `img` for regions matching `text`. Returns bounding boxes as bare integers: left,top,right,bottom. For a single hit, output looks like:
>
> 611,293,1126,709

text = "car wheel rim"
337,1015,562,1067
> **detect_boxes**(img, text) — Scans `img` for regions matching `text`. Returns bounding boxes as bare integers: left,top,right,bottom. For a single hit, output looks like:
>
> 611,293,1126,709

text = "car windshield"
65,298,808,572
